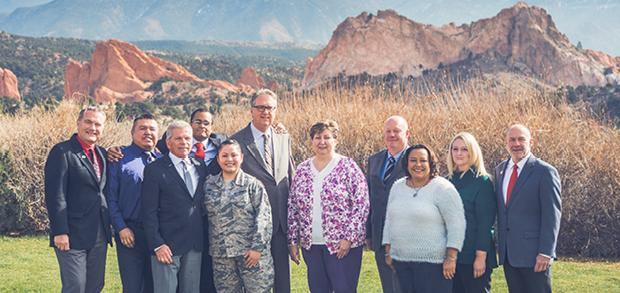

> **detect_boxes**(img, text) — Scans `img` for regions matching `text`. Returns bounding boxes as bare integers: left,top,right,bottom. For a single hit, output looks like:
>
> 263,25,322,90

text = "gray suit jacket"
365,149,407,252
495,155,562,268
230,124,295,233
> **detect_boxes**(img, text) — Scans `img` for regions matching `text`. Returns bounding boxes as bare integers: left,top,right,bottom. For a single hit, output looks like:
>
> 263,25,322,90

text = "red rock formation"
302,2,620,88
64,39,240,103
237,67,265,89
266,80,280,91
0,68,21,100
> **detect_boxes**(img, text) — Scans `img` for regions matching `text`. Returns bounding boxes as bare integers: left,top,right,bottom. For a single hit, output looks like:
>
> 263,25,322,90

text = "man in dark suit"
44,106,112,293
142,121,206,293
365,115,410,293
230,89,295,293
106,114,161,293
495,124,562,293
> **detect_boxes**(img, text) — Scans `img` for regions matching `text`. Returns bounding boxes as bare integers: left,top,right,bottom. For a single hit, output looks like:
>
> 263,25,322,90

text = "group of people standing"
44,88,561,293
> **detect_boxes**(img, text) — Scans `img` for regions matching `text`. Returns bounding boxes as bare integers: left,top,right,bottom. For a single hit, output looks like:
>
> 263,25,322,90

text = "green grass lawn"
1,236,619,292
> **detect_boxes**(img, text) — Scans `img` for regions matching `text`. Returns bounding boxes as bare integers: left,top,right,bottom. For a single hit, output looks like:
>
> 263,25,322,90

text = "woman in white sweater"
382,144,466,293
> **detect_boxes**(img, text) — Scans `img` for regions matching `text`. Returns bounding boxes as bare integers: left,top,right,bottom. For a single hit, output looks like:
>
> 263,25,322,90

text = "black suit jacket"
156,132,227,175
141,155,206,255
365,149,407,251
44,134,112,249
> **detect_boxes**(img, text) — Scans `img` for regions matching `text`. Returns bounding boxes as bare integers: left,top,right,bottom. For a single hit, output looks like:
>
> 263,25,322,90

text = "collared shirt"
192,137,218,165
76,135,103,176
106,143,161,231
502,152,531,204
169,152,198,195
250,123,274,160
380,147,407,179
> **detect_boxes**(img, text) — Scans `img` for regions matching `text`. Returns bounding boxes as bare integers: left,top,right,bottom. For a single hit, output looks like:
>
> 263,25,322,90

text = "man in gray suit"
365,115,410,293
230,89,295,293
495,124,561,293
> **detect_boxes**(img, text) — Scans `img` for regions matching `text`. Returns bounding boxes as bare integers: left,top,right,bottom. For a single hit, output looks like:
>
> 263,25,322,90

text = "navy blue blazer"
141,155,206,255
495,155,562,268
44,134,112,249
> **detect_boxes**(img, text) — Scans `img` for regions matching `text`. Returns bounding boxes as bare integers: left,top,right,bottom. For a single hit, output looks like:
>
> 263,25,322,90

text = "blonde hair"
446,132,489,179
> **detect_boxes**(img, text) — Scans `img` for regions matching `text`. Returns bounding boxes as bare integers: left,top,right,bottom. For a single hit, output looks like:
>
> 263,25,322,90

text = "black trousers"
115,222,153,293
392,260,452,293
453,263,492,293
504,257,552,293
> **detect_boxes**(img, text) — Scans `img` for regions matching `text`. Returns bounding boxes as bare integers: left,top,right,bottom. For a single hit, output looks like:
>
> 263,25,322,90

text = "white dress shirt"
169,152,198,195
250,123,274,161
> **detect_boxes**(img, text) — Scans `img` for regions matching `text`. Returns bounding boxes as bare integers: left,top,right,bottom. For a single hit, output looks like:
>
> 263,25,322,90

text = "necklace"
407,179,428,197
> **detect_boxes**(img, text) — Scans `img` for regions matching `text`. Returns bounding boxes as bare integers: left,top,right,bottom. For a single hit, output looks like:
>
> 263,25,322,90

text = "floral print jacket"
287,155,369,254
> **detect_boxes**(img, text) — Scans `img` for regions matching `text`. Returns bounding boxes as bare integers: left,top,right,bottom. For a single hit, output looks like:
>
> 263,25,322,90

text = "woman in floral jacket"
288,119,369,293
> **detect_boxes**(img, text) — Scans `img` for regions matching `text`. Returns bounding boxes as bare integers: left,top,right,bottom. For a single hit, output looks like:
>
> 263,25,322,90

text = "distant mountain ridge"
0,0,618,55
302,3,620,88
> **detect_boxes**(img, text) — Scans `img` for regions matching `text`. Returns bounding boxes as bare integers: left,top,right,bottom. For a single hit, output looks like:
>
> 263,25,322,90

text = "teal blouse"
450,169,498,267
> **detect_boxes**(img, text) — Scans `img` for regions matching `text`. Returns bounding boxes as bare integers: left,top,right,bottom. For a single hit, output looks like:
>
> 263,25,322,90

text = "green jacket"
450,169,498,268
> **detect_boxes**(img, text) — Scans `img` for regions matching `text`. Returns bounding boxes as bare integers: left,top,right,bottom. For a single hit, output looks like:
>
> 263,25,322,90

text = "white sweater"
382,176,465,263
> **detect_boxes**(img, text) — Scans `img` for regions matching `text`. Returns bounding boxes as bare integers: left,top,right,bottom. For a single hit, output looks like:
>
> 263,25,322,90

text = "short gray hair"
77,106,106,121
165,120,192,139
250,88,278,106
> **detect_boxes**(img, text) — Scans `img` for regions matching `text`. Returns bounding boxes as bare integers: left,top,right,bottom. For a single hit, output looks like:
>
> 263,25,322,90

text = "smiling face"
451,138,471,172
251,94,277,132
76,110,105,145
383,117,410,155
311,129,337,157
407,148,431,181
217,143,243,177
166,126,192,158
505,125,533,163
190,111,213,141
131,118,158,151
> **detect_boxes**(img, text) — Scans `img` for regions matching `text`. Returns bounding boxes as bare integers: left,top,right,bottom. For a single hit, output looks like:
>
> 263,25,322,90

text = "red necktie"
89,149,101,181
194,142,205,159
505,163,518,206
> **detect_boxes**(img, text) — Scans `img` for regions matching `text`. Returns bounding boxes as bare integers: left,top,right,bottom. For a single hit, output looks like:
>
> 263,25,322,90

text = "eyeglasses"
252,105,277,112
191,120,212,126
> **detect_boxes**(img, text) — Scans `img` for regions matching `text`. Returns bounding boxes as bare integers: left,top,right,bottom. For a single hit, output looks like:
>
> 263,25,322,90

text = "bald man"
365,116,410,293
495,124,561,293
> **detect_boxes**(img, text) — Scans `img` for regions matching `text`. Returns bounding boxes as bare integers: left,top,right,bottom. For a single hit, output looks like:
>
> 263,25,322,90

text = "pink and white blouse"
287,154,369,254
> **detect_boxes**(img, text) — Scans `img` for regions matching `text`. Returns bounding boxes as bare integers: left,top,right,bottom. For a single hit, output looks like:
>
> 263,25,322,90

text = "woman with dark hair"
288,120,369,293
447,132,497,293
382,144,466,293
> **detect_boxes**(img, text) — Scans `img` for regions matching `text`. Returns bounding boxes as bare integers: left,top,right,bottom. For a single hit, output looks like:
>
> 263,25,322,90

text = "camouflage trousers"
212,250,274,293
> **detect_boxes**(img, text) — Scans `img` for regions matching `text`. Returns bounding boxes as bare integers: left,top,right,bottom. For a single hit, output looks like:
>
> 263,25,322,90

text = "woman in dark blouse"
446,132,497,293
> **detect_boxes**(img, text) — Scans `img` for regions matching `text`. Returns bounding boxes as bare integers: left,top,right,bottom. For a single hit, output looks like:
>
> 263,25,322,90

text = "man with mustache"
495,124,561,293
106,114,161,293
44,106,112,293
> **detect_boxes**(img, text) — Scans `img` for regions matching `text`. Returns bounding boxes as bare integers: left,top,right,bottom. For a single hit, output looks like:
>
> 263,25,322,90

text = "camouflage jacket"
203,170,272,257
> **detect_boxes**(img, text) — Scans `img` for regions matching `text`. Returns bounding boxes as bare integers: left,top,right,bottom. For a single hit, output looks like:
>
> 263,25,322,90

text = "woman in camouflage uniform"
202,139,274,293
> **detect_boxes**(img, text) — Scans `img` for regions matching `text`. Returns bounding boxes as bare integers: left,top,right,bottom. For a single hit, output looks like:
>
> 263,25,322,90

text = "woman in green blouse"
447,132,498,293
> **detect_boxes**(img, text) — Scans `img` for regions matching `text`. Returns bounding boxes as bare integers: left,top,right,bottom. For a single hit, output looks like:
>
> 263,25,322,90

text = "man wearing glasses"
231,89,295,293
156,108,227,175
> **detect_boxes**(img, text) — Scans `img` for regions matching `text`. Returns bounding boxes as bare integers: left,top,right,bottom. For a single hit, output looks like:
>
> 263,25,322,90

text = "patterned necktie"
194,142,205,159
145,152,155,164
181,161,195,197
383,156,396,183
505,163,518,206
89,149,101,181
263,133,274,175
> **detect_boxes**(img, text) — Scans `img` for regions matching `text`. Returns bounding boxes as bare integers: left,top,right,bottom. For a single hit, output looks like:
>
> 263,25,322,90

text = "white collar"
510,152,532,170
169,152,191,166
250,123,273,141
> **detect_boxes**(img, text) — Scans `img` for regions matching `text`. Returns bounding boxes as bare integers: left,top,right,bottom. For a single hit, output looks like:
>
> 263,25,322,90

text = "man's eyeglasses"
252,105,277,112
191,120,212,126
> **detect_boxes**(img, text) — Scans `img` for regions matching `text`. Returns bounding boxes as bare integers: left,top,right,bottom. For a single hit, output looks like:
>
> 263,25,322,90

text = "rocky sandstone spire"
302,3,620,88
